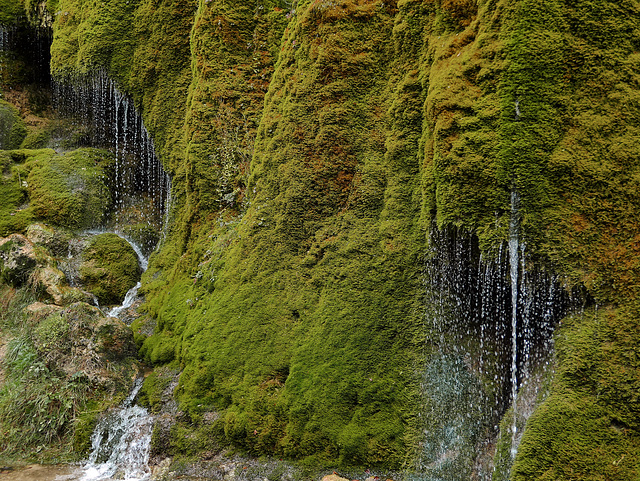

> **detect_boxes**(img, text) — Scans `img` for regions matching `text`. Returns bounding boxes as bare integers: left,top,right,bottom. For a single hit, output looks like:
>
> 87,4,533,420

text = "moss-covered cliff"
3,0,640,476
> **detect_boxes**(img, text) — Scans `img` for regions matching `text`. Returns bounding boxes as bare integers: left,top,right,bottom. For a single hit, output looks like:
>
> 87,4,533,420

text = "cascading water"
47,72,165,478
0,25,8,69
419,227,577,480
52,71,172,254
80,378,153,481
108,232,148,318
75,235,152,481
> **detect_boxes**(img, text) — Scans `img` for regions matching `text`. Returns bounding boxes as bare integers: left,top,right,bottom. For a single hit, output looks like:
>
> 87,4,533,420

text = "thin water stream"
72,237,154,481
78,379,153,481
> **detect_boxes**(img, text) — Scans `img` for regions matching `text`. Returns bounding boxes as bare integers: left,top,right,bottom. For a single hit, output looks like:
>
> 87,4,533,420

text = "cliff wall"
2,0,640,475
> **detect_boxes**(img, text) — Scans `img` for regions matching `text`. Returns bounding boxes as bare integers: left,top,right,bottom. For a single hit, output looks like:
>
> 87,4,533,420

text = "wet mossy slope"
41,0,640,473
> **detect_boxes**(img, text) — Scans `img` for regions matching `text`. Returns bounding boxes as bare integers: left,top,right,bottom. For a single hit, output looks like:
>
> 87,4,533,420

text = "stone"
32,265,95,306
25,223,70,257
322,475,350,481
79,233,141,305
31,302,140,389
0,234,38,286
23,302,63,326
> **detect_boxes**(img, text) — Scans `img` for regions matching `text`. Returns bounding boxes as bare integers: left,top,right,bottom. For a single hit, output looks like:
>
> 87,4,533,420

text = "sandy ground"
0,465,81,481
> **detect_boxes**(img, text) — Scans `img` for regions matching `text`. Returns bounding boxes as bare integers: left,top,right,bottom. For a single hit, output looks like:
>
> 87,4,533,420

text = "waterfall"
52,71,172,254
80,378,153,481
420,227,576,480
508,190,520,458
108,233,148,319
0,25,8,74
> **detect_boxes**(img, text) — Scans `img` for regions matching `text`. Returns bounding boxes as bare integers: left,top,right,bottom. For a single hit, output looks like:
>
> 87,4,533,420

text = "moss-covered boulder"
79,233,141,305
2,148,113,234
0,101,27,149
26,148,113,229
32,302,139,378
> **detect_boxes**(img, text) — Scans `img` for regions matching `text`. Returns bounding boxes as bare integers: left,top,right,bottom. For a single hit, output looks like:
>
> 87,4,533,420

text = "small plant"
34,312,71,353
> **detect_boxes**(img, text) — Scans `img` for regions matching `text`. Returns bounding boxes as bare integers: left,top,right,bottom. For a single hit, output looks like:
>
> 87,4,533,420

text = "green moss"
72,410,99,455
139,367,174,413
0,151,34,236
0,0,24,25
33,312,71,351
25,148,113,229
20,126,52,150
78,233,141,305
512,307,640,480
0,101,27,149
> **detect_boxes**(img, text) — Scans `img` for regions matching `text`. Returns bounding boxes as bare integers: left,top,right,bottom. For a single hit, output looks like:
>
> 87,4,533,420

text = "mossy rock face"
0,101,27,149
43,0,640,473
26,148,113,230
0,233,38,286
79,233,141,305
25,223,71,257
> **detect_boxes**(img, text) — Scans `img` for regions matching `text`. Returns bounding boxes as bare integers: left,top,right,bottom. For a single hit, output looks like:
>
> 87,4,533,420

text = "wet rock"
32,265,66,305
25,223,70,257
79,233,141,305
32,302,140,388
0,234,38,286
94,315,139,361
23,301,63,326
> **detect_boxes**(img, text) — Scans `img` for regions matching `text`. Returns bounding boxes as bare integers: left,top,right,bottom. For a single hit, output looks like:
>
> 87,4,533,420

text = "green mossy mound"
79,233,141,305
26,148,112,229
1,148,114,234
0,101,27,150
0,151,34,236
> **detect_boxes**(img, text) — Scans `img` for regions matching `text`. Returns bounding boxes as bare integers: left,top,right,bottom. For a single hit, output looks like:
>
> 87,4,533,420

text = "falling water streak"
509,190,520,459
0,25,7,73
109,282,141,319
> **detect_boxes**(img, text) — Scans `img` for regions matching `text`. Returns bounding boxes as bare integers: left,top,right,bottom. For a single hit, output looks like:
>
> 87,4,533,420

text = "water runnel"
80,379,153,481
